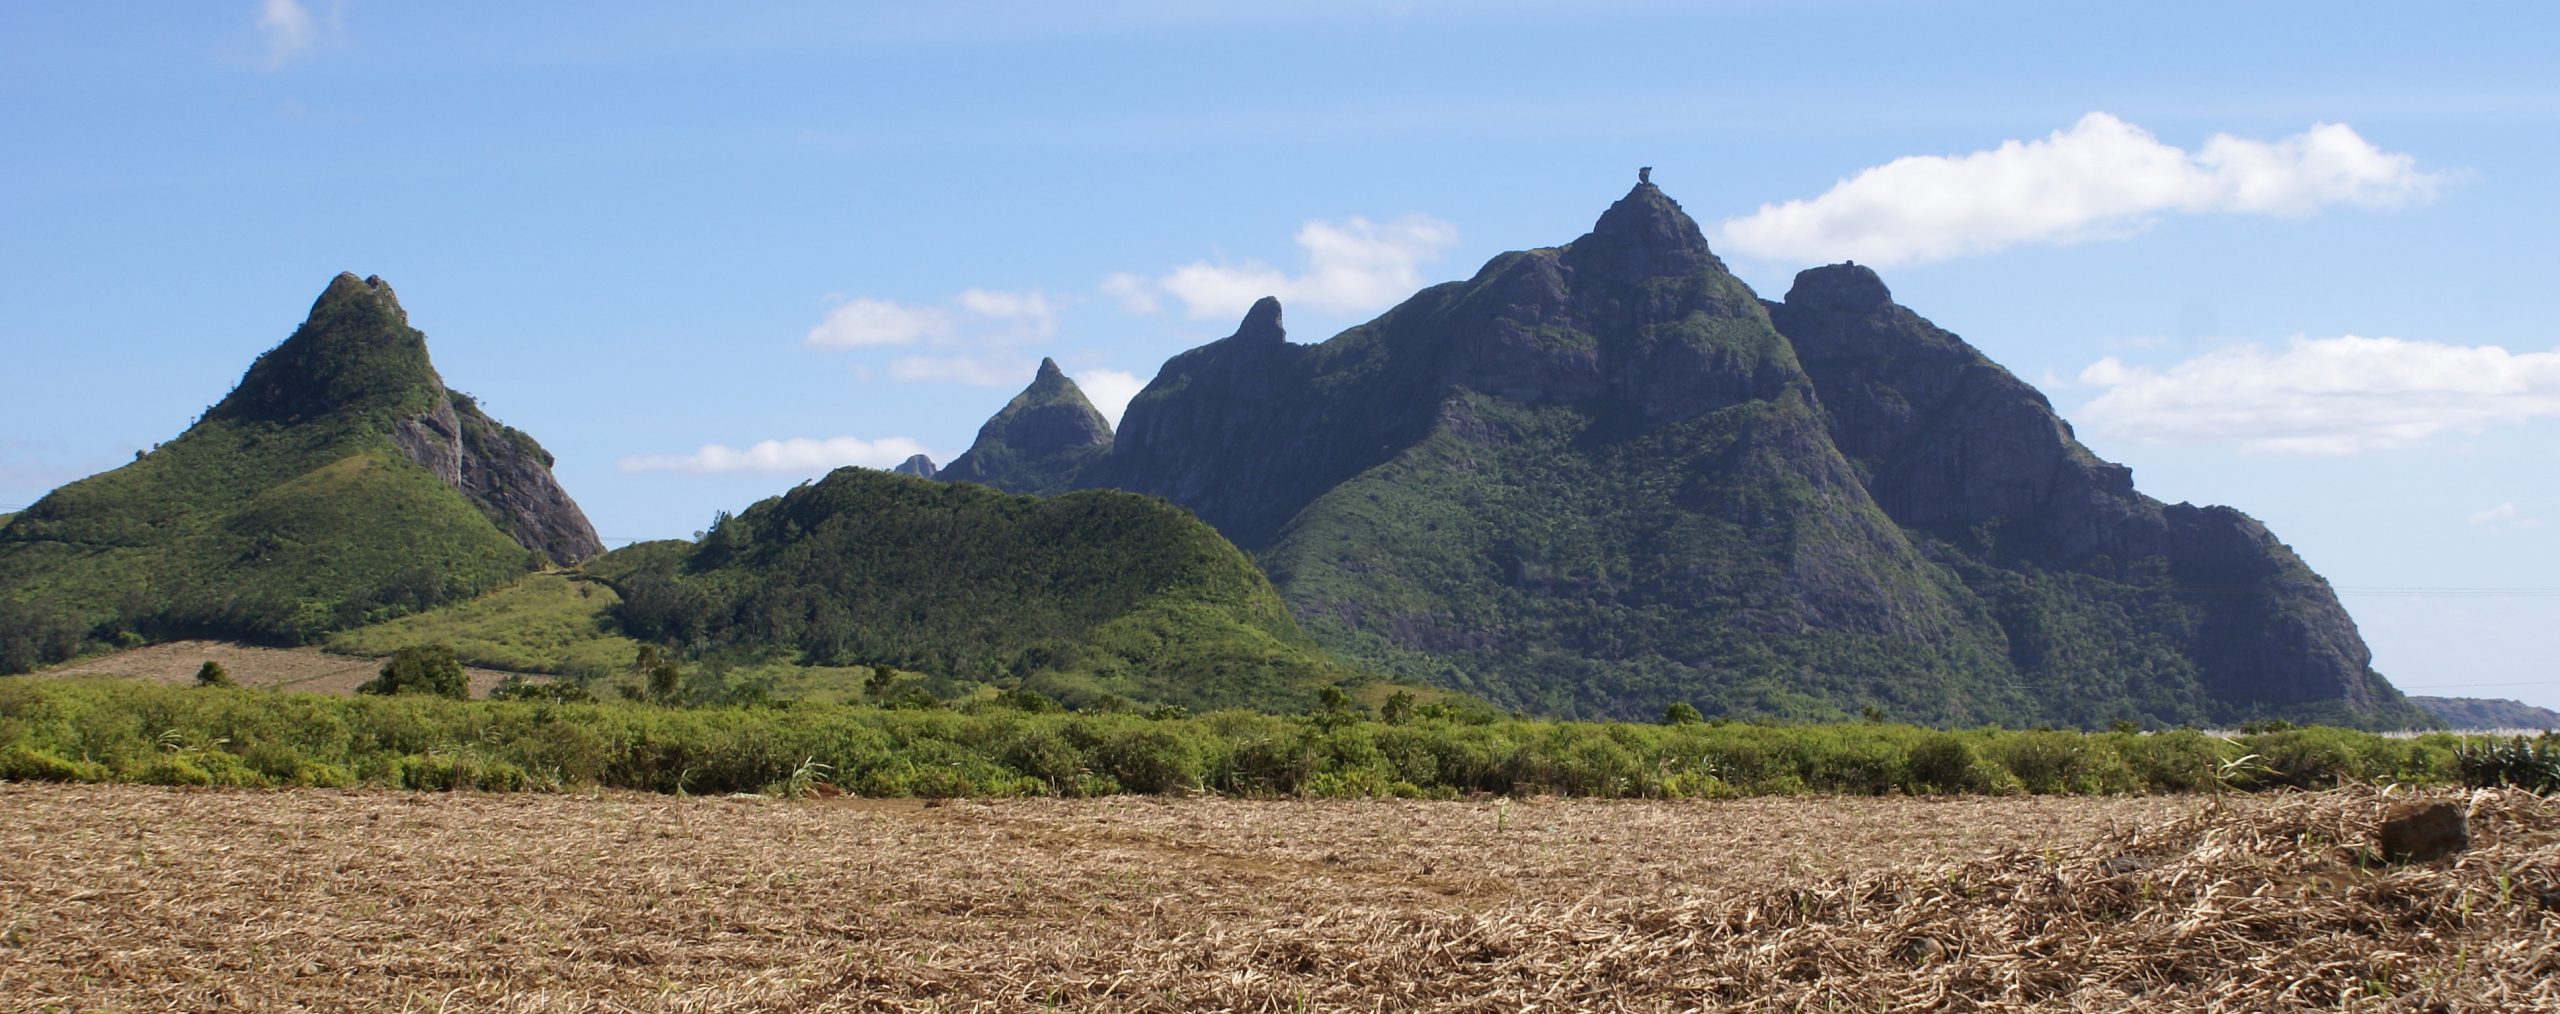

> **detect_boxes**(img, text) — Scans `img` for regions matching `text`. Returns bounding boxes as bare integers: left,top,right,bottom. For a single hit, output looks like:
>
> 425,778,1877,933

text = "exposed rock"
890,454,939,479
2379,801,2470,863
938,358,1114,495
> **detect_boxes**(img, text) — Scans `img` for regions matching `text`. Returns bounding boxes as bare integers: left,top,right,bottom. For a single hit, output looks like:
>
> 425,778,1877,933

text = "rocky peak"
212,272,444,424
891,454,939,479
1561,172,1722,280
1783,262,1893,315
1234,296,1286,344
937,358,1116,494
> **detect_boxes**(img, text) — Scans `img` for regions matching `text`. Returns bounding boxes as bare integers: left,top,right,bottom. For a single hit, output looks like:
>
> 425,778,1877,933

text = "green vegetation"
194,660,232,688
0,678,2459,798
604,468,1345,713
2456,733,2560,792
0,275,552,672
937,357,1114,495
328,572,641,677
357,645,467,699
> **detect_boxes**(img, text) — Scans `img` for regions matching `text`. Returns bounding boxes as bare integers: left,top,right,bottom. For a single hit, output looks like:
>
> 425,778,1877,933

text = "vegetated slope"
2410,695,2560,731
0,274,600,671
937,357,1112,495
602,467,1340,711
953,175,2425,729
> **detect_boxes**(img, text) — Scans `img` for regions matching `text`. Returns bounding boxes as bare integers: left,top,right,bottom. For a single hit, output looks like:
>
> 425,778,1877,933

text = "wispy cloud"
257,0,330,68
2074,335,2560,454
617,436,937,475
1112,214,1458,322
1718,114,2451,266
2468,502,2543,532
1075,368,1145,429
805,288,1060,387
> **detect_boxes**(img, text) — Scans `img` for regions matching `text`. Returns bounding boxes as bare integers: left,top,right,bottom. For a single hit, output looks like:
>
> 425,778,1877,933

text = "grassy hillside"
604,467,1344,712
326,572,641,677
0,275,574,672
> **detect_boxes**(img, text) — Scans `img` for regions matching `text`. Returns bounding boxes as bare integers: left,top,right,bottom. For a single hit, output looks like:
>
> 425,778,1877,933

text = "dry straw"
0,784,2548,1011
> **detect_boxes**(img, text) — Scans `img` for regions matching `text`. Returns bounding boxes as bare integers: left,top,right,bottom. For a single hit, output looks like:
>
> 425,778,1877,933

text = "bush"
1903,732,1989,794
358,645,467,699
194,660,234,688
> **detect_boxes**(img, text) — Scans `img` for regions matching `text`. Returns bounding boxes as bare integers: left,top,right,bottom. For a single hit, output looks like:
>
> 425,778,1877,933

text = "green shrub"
194,660,233,688
1903,732,1990,794
358,645,468,699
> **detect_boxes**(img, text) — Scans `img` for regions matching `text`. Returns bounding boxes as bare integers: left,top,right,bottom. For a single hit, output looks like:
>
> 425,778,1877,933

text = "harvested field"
43,640,535,697
0,785,2552,1012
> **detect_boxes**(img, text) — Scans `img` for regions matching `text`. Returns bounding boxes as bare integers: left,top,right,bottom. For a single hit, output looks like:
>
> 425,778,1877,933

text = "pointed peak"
891,453,939,479
1783,262,1893,313
210,272,442,424
1232,296,1286,344
1565,171,1719,279
1036,356,1066,380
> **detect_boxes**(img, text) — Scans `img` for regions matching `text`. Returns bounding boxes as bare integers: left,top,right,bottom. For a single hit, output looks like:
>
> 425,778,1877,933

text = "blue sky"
5,1,2557,710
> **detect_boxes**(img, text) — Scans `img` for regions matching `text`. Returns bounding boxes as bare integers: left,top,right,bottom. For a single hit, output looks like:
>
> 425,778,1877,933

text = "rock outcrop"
890,454,939,479
938,358,1114,496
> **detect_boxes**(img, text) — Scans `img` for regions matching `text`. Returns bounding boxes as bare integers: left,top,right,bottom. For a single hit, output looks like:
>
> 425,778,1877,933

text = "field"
4,784,2554,1012
42,639,534,698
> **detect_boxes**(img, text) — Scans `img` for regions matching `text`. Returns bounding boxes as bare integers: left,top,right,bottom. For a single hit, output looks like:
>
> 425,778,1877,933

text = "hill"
951,175,2428,729
599,467,1343,711
938,357,1114,494
2410,696,2560,731
0,273,599,672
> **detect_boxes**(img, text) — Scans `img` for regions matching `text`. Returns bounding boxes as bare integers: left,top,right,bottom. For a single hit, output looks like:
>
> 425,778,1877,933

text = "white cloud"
885,354,1038,387
617,436,936,475
1717,113,2449,266
2075,335,2560,454
1116,214,1458,322
1075,368,1145,429
2468,502,2544,532
257,0,327,67
805,297,953,348
804,288,1059,380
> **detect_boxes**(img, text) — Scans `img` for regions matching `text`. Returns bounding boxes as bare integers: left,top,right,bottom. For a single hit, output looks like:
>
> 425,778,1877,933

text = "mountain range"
932,177,2428,729
0,180,2448,729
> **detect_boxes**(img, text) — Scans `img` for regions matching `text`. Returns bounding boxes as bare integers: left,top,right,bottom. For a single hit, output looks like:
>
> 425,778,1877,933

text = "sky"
4,1,2557,710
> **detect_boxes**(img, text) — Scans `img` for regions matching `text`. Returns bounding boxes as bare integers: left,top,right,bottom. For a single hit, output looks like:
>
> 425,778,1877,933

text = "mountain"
602,467,1341,711
2410,696,2560,731
890,454,939,479
937,358,1113,495
955,176,2427,729
0,273,599,671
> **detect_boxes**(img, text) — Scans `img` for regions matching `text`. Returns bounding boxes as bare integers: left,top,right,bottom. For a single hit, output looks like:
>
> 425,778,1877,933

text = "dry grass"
0,784,2550,1011
44,639,533,697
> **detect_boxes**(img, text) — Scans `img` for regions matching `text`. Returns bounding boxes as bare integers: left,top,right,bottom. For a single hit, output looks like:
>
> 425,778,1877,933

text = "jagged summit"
1783,262,1894,313
890,453,939,479
1234,296,1286,344
938,357,1115,495
1562,173,1722,280
212,272,441,425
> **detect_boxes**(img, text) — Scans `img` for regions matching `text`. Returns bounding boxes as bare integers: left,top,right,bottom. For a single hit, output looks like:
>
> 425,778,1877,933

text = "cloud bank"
1718,114,2448,266
1109,214,1457,322
1075,368,1145,429
2075,335,2560,454
2468,502,2543,533
618,436,936,475
805,288,1060,386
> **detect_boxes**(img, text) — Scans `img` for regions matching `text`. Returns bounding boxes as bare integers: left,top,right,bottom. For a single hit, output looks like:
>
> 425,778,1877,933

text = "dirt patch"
10,784,2546,1011
44,640,537,697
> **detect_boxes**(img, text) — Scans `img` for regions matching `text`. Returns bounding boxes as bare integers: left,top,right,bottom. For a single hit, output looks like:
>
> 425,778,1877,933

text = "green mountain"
600,467,1341,712
2409,696,2560,731
938,357,1113,495
951,176,2428,730
0,273,600,672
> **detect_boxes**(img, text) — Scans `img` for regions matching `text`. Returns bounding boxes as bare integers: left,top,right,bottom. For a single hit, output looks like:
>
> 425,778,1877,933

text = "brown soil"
45,640,534,697
4,784,2549,1011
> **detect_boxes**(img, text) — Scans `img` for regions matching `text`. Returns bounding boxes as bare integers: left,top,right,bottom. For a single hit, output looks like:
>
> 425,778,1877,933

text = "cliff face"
943,177,2424,728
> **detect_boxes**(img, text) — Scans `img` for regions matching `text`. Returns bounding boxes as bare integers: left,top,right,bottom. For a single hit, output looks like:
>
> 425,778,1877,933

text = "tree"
1663,702,1704,726
358,645,468,699
194,660,233,688
1380,690,1417,725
